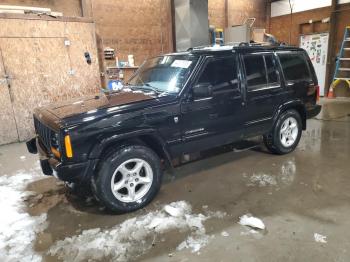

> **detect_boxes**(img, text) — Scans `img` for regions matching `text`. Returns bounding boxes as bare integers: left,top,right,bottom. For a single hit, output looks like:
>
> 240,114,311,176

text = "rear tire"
92,144,163,213
263,110,302,155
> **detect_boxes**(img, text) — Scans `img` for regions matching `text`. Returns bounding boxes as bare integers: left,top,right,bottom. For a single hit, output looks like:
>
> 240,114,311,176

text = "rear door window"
278,53,311,81
243,55,266,89
265,54,279,84
243,53,280,91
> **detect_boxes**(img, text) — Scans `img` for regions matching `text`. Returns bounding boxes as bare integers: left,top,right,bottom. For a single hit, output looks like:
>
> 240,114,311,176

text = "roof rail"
186,41,284,52
186,45,217,51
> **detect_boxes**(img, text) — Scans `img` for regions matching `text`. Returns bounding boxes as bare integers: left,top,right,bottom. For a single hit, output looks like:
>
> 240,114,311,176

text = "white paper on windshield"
171,60,192,68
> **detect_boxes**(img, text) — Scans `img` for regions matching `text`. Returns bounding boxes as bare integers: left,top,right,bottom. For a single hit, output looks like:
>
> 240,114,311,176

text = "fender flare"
272,100,307,130
89,128,173,168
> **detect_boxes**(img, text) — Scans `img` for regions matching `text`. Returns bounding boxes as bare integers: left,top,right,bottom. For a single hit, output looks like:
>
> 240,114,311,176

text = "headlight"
51,133,59,147
51,133,61,158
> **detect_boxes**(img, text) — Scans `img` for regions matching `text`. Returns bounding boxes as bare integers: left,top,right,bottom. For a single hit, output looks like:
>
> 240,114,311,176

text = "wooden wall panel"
0,17,100,142
0,50,19,144
0,0,82,17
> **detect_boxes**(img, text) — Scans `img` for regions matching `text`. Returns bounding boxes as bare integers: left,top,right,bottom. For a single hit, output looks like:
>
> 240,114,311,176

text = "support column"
325,0,338,93
81,0,93,17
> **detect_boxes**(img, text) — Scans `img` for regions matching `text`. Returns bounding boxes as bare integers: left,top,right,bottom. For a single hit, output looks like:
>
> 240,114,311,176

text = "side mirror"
192,83,213,99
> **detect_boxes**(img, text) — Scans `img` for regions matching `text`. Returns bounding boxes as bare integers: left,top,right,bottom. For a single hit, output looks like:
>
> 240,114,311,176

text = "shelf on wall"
106,66,139,70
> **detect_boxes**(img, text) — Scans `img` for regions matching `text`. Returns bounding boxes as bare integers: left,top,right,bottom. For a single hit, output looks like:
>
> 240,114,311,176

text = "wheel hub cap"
110,158,153,203
280,117,299,147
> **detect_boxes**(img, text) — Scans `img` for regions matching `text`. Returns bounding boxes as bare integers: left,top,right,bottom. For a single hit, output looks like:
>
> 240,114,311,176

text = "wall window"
278,53,311,81
197,56,239,95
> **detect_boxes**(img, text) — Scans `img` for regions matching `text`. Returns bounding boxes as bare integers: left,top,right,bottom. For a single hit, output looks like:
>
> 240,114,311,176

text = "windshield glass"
127,55,198,94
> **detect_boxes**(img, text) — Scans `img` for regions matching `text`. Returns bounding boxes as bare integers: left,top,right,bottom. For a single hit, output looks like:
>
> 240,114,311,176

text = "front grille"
34,117,55,150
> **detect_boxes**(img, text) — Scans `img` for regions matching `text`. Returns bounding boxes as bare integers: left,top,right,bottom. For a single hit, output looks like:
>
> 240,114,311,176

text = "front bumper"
26,137,97,183
306,104,322,119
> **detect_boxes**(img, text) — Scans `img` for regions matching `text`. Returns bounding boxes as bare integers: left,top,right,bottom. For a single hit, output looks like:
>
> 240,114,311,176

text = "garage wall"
269,6,330,45
271,0,350,17
0,0,82,17
227,0,267,28
208,0,267,29
269,3,350,97
0,15,100,143
91,0,173,81
208,0,226,29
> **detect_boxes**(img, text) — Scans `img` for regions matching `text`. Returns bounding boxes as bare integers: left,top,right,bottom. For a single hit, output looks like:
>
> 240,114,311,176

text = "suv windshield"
128,55,198,94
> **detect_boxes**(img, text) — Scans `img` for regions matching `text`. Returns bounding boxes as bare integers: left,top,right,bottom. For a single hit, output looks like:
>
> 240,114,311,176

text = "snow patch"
49,201,211,261
177,234,210,253
164,202,189,217
240,229,259,236
221,231,229,237
238,214,265,230
314,233,327,243
248,173,277,187
204,210,227,219
0,163,47,262
244,160,296,188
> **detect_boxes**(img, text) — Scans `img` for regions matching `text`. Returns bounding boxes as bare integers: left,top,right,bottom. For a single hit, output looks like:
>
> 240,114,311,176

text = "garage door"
0,37,71,142
0,48,19,145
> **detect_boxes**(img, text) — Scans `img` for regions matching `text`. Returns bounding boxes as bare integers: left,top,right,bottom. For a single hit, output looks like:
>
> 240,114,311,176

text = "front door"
179,55,244,154
0,48,19,145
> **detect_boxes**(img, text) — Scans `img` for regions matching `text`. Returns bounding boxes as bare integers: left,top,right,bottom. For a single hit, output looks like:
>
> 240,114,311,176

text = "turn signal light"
316,85,320,102
51,147,61,158
64,135,73,158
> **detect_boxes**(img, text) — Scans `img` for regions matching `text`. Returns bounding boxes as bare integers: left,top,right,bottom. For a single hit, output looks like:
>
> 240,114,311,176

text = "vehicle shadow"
27,139,269,220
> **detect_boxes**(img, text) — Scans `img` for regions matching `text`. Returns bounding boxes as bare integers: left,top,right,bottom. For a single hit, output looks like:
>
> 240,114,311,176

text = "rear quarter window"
278,53,311,81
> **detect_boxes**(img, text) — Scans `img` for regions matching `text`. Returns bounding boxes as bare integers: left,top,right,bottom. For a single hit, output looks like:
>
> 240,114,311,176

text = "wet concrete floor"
1,98,350,261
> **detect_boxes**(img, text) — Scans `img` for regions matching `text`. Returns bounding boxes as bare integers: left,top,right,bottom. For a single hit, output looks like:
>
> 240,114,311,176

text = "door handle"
241,101,246,106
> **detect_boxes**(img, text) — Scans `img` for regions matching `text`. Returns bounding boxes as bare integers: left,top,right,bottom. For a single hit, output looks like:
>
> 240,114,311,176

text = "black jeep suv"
27,44,321,213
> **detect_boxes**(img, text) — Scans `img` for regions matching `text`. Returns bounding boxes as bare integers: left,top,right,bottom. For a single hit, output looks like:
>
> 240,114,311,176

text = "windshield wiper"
144,83,161,94
131,83,162,95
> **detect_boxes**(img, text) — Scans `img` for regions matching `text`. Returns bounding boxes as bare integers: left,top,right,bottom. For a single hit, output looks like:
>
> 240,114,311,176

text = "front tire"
264,110,302,155
92,145,163,213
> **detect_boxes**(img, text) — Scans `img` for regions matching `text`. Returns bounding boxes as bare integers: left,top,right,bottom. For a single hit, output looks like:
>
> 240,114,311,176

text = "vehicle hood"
44,90,156,120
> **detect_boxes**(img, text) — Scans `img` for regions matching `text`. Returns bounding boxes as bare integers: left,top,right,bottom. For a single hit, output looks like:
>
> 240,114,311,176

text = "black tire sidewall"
93,145,162,213
272,110,302,154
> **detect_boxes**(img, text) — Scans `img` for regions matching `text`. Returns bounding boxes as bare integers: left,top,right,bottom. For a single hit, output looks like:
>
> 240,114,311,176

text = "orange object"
51,147,61,158
64,135,73,158
315,85,320,101
327,85,335,99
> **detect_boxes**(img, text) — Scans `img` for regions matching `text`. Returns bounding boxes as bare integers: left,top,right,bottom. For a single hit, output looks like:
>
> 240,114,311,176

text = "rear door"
241,52,285,136
179,55,244,154
277,52,315,104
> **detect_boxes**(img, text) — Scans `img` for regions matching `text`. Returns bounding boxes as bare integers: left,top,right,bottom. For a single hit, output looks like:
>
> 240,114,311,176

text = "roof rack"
187,42,281,52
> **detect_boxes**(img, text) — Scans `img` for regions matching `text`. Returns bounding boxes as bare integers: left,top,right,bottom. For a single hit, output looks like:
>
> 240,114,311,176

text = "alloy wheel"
110,158,153,203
